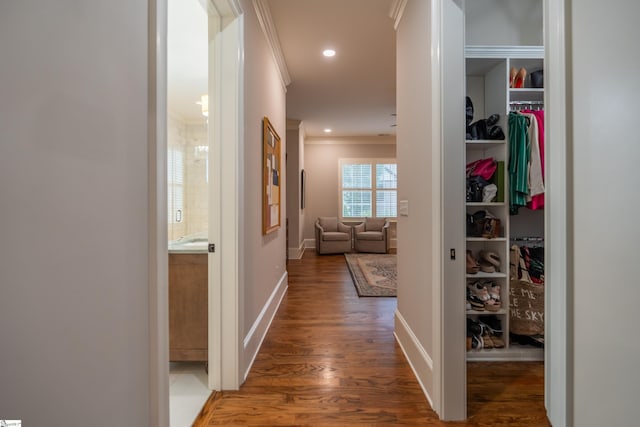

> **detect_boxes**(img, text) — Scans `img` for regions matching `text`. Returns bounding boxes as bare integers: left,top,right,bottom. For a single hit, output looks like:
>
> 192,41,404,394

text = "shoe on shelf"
488,125,505,140
467,289,486,311
467,280,490,302
466,250,480,274
467,318,484,350
509,67,518,88
486,113,500,127
484,283,501,312
479,250,500,272
480,314,503,334
514,67,527,88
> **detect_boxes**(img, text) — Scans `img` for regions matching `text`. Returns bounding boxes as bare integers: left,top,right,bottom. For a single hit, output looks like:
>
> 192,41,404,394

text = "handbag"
466,175,489,202
466,157,497,181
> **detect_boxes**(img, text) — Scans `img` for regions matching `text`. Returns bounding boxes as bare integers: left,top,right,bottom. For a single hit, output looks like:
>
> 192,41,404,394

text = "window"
340,159,397,219
168,148,184,224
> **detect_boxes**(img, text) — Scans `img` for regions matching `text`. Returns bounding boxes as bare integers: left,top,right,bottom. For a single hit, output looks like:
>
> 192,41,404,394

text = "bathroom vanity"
169,240,208,362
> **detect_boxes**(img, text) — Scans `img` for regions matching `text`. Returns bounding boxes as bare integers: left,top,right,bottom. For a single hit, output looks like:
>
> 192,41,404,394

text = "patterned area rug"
345,253,397,297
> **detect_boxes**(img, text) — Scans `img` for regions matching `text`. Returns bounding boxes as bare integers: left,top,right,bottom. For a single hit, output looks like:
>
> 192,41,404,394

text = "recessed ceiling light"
324,128,332,133
322,49,336,57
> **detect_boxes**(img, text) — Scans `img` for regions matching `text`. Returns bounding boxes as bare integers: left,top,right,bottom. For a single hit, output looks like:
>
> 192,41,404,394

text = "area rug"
345,253,397,297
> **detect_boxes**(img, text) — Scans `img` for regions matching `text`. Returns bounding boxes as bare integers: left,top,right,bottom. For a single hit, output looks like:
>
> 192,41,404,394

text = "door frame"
207,0,244,390
435,0,570,424
148,0,244,425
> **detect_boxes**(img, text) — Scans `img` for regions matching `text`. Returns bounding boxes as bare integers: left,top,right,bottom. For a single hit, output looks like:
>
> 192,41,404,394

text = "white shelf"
509,88,544,93
466,271,507,279
465,139,506,144
466,237,507,242
466,308,507,315
466,202,505,207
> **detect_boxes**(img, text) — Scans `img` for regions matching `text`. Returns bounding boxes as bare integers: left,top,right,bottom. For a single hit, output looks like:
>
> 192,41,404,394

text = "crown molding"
209,0,242,20
253,0,292,89
389,0,408,30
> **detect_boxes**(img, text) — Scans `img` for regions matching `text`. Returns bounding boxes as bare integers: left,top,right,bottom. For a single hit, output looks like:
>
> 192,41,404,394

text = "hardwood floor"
193,251,549,426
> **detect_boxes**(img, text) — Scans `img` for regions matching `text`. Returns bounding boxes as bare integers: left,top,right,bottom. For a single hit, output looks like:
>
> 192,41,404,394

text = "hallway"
193,251,548,426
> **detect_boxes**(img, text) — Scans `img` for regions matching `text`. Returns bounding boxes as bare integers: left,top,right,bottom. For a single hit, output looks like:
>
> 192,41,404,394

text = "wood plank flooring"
193,251,549,426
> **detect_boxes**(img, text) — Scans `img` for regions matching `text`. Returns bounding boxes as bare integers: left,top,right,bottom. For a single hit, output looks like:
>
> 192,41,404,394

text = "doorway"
164,0,243,425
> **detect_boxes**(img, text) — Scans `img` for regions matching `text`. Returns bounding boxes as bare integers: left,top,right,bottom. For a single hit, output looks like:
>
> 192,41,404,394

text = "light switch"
399,200,409,216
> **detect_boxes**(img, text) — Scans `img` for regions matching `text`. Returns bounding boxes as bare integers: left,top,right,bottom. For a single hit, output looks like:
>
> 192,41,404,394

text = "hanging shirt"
527,110,545,210
521,112,544,199
508,112,529,213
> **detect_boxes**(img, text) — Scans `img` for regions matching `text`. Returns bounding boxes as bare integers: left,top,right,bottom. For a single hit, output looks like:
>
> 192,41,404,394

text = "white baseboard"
394,309,435,408
304,238,316,249
243,271,288,380
288,241,305,259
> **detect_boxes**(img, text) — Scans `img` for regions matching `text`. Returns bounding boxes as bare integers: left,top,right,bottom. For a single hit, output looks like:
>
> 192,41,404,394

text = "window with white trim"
339,159,397,219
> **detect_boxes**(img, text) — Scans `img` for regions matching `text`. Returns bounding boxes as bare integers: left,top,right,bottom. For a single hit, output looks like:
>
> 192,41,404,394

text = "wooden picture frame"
262,116,281,234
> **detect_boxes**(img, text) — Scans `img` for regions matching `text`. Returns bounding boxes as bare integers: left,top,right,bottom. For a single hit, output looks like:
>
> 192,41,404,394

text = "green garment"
508,112,529,213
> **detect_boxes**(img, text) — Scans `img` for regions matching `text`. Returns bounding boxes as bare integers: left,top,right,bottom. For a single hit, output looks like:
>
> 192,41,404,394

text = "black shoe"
488,125,505,140
466,96,474,126
486,113,500,127
469,119,488,140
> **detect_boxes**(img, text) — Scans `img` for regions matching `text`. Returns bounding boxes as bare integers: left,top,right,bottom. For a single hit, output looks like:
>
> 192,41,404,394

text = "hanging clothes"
525,110,545,210
508,112,529,213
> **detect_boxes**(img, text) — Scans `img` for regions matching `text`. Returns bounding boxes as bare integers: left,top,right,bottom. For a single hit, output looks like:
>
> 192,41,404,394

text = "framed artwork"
262,116,281,234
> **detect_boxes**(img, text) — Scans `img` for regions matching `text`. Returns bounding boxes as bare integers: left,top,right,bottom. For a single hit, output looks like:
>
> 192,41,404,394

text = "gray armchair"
315,217,352,254
354,217,390,253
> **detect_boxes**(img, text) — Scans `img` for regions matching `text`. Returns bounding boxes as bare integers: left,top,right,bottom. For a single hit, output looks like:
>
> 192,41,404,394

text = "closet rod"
511,236,544,242
509,101,544,105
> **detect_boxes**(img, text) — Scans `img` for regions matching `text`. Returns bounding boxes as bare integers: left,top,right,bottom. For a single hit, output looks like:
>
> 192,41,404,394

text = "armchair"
315,217,353,254
354,217,390,253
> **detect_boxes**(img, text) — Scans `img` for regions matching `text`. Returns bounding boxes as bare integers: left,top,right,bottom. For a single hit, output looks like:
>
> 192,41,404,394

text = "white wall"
394,0,439,405
303,137,396,239
0,1,153,425
569,1,640,425
465,0,542,46
241,0,288,373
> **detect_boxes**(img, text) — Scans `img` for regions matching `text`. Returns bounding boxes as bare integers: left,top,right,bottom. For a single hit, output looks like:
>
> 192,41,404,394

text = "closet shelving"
465,46,544,361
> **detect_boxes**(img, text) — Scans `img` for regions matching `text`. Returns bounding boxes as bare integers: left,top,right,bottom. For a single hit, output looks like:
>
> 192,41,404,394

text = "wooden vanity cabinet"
169,253,207,361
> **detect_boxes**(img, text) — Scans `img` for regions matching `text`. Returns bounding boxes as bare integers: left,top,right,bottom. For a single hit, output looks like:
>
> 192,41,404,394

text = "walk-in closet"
463,0,545,377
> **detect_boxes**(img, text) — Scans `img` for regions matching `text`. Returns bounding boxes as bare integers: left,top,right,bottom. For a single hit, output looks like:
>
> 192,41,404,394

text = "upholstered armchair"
315,217,353,254
354,217,390,253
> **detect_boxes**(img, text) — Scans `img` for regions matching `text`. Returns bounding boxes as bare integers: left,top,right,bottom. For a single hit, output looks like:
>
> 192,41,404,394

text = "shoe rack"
465,46,544,361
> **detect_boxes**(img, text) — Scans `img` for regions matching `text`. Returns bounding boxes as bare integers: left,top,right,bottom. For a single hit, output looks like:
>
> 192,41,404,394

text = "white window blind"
340,159,397,219
168,148,184,224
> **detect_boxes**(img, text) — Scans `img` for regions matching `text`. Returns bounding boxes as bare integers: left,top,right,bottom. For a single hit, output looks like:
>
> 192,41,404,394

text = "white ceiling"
166,0,397,135
268,0,397,137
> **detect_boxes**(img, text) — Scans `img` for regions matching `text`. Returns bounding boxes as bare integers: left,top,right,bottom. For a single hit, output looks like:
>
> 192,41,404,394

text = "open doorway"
166,0,210,424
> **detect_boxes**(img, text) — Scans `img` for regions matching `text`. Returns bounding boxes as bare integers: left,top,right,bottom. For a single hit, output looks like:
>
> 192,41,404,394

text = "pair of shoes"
467,318,484,350
466,287,486,311
468,113,502,140
467,279,501,312
466,250,480,274
510,67,527,88
478,250,500,273
478,319,505,348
